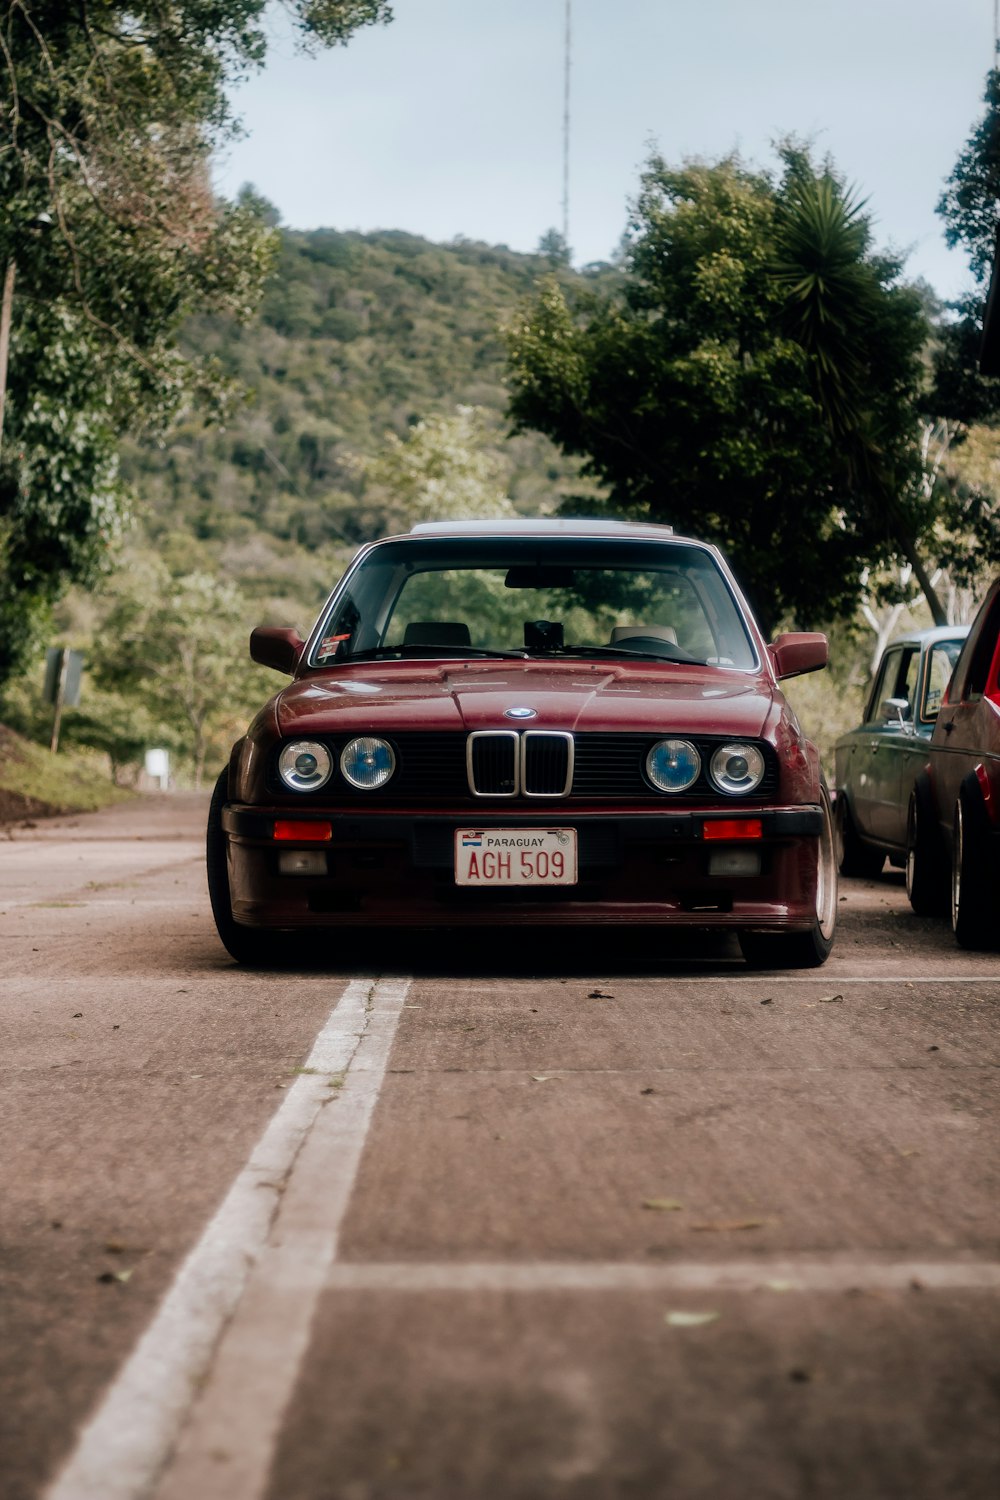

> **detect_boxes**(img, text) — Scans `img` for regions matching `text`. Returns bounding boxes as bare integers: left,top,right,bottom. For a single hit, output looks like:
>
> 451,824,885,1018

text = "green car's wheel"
835,793,885,878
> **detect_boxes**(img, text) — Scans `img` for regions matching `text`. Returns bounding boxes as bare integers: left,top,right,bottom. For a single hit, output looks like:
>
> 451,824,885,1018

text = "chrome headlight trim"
278,740,334,793
709,742,766,796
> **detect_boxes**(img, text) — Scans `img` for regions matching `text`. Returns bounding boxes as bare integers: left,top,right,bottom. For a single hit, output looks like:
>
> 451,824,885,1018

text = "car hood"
274,660,774,738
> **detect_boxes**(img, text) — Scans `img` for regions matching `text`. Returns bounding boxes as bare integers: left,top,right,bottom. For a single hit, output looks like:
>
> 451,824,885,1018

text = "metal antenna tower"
562,0,571,248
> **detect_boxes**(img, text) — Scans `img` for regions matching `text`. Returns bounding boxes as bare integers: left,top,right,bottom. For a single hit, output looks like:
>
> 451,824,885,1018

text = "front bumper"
222,804,825,930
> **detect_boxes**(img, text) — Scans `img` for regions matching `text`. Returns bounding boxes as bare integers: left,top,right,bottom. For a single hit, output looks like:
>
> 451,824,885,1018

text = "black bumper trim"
223,807,823,868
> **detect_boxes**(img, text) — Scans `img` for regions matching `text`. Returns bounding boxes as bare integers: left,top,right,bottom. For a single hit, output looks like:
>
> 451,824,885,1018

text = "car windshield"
312,536,758,670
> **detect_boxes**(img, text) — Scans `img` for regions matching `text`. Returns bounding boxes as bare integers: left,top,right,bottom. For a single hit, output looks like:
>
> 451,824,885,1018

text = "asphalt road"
1,794,998,1500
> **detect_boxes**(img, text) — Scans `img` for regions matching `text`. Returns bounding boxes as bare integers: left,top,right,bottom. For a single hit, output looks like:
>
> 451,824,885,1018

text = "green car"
834,626,969,877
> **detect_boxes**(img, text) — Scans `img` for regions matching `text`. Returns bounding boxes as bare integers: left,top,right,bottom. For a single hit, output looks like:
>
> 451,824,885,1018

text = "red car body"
906,575,1000,946
208,520,836,967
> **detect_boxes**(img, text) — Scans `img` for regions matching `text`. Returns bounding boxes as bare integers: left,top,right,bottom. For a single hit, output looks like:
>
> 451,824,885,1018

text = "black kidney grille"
523,733,571,795
469,734,518,795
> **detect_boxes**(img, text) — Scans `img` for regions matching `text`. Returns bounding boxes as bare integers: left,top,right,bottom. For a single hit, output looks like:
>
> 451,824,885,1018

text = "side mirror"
883,696,913,730
250,626,305,675
768,632,828,680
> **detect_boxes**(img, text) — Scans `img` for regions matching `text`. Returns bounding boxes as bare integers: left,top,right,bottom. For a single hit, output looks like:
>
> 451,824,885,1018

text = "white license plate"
455,828,578,886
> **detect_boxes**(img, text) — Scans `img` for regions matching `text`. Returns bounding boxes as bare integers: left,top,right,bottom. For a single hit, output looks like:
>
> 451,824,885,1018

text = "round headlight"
645,738,701,793
709,742,765,795
278,740,333,792
340,736,396,791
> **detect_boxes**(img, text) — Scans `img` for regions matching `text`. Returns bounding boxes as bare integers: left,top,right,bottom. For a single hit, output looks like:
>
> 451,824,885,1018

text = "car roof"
408,518,677,540
881,624,971,650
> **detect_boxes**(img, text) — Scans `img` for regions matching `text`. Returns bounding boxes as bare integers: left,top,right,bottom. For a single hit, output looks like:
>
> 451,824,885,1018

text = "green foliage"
88,558,277,785
0,0,391,689
938,68,1000,286
0,722,134,816
119,227,605,571
932,70,1000,426
355,406,514,533
506,149,930,633
537,229,572,268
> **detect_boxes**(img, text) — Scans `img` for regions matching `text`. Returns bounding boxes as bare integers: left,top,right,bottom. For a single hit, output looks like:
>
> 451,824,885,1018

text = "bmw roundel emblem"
504,706,537,720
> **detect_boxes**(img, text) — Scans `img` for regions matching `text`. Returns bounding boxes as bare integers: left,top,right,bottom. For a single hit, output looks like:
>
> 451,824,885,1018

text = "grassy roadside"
0,724,136,823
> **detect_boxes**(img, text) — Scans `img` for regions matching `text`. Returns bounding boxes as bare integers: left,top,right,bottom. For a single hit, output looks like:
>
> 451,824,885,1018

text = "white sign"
145,748,170,780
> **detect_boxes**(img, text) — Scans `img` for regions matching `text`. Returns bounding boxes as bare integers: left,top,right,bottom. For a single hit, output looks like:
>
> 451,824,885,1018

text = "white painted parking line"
322,1258,1000,1294
45,976,410,1500
152,977,411,1500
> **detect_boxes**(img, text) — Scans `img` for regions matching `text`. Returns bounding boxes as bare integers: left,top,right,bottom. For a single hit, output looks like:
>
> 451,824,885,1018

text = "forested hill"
121,228,611,594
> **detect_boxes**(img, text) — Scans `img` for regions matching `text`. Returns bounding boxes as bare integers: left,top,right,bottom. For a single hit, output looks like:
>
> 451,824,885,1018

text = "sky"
214,0,997,301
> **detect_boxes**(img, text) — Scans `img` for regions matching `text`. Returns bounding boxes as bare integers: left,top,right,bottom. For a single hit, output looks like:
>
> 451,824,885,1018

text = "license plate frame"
454,828,578,887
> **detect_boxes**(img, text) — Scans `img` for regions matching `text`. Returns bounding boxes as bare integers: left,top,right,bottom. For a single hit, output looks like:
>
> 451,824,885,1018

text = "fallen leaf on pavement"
691,1218,767,1232
665,1310,719,1327
643,1197,684,1212
588,990,615,999
531,1075,556,1083
819,994,844,1004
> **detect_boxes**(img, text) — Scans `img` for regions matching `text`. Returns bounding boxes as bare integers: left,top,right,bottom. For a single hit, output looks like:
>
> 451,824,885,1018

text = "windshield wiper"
343,645,531,661
548,644,703,664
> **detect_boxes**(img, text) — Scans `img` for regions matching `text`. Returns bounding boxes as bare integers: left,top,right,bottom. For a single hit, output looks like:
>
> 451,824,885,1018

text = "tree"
505,149,930,633
354,406,515,535
90,562,273,787
536,229,571,268
0,0,391,688
932,68,1000,422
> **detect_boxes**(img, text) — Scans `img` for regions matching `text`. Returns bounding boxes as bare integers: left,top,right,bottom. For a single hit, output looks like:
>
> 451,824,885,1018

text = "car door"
867,643,921,847
847,646,904,839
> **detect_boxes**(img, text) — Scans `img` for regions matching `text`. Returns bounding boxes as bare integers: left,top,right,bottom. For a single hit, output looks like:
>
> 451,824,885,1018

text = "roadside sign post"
43,647,83,754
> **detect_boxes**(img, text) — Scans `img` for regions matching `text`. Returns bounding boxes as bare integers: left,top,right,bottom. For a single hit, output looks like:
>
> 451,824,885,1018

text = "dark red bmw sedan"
207,520,836,968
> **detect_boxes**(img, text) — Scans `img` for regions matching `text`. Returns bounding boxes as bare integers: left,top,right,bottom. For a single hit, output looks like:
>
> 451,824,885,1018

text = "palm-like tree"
770,167,943,622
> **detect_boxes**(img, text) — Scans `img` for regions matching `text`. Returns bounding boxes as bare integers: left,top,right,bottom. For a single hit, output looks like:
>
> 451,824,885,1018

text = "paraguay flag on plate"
462,832,483,847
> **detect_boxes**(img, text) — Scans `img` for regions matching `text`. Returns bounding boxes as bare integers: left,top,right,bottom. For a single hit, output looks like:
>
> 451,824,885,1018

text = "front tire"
206,769,284,966
835,793,885,878
951,777,998,950
905,773,949,917
739,784,837,969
